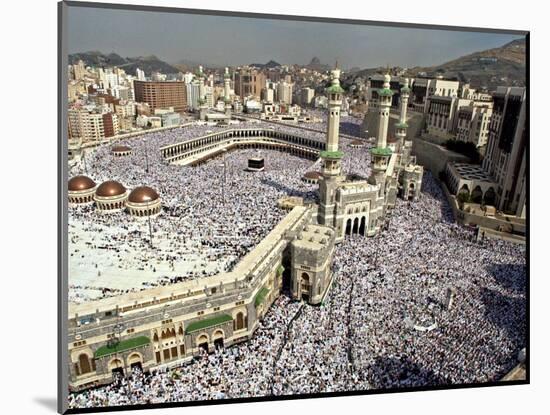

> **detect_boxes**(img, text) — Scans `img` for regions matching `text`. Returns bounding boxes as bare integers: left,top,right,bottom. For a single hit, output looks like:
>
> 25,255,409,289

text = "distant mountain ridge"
349,38,526,90
249,60,282,69
68,51,181,75
409,38,526,89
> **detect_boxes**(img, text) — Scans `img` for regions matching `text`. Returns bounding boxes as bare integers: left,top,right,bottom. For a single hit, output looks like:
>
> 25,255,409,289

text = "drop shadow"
34,397,57,412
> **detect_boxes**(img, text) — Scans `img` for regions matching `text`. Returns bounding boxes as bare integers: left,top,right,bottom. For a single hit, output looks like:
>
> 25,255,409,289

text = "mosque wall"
67,205,320,391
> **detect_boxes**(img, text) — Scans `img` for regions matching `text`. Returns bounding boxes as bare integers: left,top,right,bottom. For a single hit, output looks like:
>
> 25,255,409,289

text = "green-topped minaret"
318,63,345,227
369,72,394,185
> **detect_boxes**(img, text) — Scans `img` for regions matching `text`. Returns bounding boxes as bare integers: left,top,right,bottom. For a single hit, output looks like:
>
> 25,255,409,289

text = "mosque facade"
318,69,424,241
67,67,423,391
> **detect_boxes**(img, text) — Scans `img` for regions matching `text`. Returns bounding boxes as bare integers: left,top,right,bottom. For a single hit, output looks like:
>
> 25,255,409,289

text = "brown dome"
304,171,322,180
96,180,126,197
112,145,131,153
68,175,96,191
128,186,160,203
350,139,364,146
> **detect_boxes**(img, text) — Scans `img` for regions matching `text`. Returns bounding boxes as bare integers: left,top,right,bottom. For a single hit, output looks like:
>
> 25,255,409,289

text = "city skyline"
68,6,523,69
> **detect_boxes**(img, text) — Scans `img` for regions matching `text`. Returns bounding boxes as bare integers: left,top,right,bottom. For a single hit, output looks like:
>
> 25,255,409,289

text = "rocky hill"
348,38,526,90
408,38,526,89
68,51,181,75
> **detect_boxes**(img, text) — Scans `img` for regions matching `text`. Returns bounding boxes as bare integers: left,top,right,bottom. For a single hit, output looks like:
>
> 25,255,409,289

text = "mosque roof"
68,175,96,192
111,145,131,153
128,186,160,204
303,171,322,180
96,180,127,197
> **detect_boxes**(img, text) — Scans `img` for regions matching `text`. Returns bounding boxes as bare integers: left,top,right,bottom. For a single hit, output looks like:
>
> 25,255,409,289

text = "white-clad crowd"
69,121,372,303
68,167,525,408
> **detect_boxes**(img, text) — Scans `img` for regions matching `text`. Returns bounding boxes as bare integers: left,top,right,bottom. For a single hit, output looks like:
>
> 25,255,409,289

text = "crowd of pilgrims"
69,121,372,303
68,169,526,409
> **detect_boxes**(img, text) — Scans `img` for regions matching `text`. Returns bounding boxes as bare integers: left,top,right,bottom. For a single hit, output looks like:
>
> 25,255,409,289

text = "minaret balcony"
320,150,344,159
370,147,392,157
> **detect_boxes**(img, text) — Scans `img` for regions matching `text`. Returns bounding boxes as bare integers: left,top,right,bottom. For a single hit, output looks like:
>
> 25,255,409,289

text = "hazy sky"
67,6,524,69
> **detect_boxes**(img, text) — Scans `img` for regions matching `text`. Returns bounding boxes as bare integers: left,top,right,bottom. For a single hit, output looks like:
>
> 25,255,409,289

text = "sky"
67,6,524,69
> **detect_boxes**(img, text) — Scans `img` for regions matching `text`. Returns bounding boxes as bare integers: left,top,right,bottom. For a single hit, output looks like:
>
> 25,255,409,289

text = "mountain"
68,51,181,75
249,60,281,69
408,38,526,89
306,56,331,72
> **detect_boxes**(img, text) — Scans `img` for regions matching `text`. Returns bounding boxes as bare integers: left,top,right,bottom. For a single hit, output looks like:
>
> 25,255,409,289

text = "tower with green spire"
318,64,345,228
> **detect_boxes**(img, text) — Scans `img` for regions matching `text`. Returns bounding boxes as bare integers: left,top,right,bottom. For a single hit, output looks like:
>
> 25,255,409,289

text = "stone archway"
484,187,496,206
345,218,352,235
78,353,93,375
234,312,245,331
301,272,310,301
359,217,366,236
471,186,483,204
212,330,224,350
196,334,209,352
127,353,143,371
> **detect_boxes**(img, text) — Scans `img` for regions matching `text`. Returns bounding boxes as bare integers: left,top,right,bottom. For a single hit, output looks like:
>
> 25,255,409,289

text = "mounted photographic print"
58,1,529,413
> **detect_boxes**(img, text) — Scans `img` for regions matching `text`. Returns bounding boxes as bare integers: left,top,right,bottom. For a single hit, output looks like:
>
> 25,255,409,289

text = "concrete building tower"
318,65,345,228
395,78,411,148
197,66,208,120
223,67,232,117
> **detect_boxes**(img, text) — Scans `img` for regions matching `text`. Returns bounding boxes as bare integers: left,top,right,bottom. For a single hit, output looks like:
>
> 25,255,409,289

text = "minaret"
395,78,410,149
376,72,393,149
197,65,208,121
223,67,232,117
318,65,345,228
369,71,394,187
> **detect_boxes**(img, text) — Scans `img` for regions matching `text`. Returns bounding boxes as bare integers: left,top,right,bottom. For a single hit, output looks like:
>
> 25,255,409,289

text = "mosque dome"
350,139,364,147
96,180,127,197
304,171,322,180
68,175,96,192
128,186,160,204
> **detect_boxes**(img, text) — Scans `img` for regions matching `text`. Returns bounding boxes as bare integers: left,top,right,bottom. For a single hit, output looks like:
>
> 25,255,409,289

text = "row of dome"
68,176,161,216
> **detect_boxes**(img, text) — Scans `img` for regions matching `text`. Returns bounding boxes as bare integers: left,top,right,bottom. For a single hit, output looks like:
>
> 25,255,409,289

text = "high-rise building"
410,77,460,112
133,80,187,113
301,87,315,106
277,81,293,105
234,67,266,99
425,96,471,142
68,108,119,142
455,101,493,148
186,81,200,110
136,68,146,81
72,60,86,81
482,87,526,216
